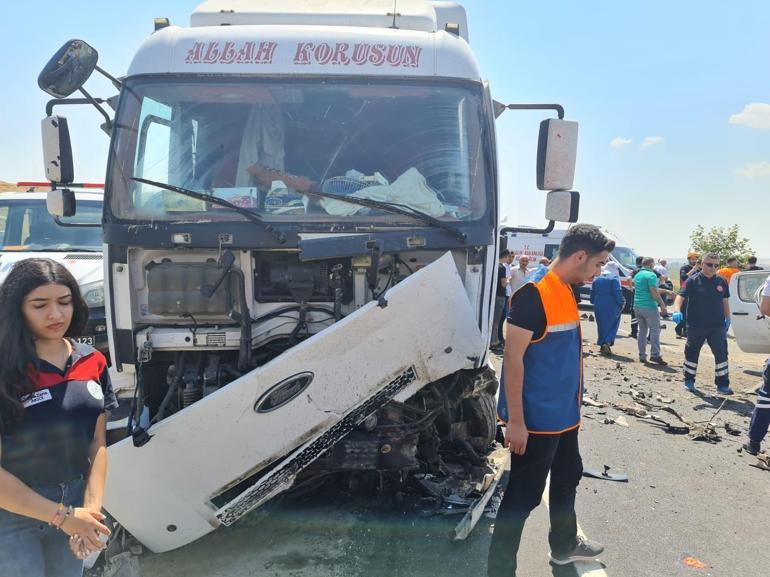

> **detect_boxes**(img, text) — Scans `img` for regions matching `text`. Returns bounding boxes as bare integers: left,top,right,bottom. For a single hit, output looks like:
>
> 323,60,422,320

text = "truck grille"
216,365,418,525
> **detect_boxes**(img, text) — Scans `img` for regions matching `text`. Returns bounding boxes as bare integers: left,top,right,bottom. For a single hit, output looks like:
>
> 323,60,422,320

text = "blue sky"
1,1,767,257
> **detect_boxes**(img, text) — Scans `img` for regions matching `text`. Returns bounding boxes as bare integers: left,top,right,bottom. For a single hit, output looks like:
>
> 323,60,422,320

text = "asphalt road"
131,314,767,577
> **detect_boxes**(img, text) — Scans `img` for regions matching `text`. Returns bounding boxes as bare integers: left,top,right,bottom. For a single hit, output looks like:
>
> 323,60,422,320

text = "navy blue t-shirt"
0,340,118,487
679,272,730,330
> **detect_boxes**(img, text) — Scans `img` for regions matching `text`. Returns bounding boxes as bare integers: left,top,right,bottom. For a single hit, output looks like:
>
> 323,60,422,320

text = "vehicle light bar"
16,181,104,189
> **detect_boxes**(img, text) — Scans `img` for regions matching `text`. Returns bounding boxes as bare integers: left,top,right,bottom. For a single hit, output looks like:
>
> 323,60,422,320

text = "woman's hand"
60,507,110,552
68,533,92,560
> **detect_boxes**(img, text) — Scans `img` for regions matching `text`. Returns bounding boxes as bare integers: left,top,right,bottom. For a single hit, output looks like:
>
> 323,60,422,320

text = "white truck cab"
729,270,770,354
37,0,581,553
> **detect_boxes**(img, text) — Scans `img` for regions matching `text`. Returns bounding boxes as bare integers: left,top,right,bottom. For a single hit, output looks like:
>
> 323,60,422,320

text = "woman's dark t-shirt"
0,341,118,487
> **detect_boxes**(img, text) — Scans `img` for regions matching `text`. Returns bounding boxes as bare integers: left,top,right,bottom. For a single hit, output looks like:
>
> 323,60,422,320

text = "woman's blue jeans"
0,477,85,577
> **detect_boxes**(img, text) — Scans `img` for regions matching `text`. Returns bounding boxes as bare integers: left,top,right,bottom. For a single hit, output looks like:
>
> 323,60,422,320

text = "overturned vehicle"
37,0,581,553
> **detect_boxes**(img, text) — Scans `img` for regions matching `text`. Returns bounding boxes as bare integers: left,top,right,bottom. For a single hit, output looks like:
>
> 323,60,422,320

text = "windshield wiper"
302,188,467,243
131,178,287,244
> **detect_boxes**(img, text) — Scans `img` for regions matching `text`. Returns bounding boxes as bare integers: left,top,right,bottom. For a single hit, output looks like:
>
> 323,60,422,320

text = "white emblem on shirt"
86,380,104,400
21,389,53,408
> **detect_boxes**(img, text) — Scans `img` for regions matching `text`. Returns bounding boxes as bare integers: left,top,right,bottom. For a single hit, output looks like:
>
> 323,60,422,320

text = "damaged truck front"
37,0,581,553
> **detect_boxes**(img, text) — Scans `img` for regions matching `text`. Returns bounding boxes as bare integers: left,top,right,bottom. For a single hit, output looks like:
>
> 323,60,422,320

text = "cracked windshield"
109,81,487,223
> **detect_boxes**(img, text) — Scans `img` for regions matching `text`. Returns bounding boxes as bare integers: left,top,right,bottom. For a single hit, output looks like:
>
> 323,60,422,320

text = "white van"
729,270,769,354
0,187,108,351
504,227,639,309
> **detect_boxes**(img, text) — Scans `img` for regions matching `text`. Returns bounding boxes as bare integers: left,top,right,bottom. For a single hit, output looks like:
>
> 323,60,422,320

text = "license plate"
76,336,95,345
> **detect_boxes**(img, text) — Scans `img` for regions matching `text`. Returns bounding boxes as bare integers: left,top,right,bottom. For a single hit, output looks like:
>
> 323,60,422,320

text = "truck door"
729,270,770,354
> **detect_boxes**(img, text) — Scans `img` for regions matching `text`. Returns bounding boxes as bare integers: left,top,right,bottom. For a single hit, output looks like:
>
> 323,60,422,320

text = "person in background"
676,252,701,337
744,277,770,455
501,253,516,345
672,252,733,394
488,224,612,577
510,256,532,294
745,255,763,271
629,255,644,338
654,259,669,284
633,257,668,365
491,249,512,353
539,257,551,266
590,261,625,356
0,259,117,577
718,256,741,284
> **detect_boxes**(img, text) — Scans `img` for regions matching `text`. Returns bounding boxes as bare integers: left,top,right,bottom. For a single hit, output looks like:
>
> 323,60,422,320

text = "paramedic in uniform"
488,224,613,577
0,258,117,577
672,252,733,394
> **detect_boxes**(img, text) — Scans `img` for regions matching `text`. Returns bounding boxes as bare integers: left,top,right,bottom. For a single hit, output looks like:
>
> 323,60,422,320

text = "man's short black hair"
635,256,644,266
727,256,738,265
559,224,615,259
499,248,512,259
748,255,758,265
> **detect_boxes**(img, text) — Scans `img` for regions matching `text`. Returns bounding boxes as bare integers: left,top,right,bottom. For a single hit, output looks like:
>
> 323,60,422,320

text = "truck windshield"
108,78,489,224
0,199,102,251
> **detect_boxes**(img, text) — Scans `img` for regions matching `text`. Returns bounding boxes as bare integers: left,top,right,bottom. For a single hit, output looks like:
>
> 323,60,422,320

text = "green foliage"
689,225,754,265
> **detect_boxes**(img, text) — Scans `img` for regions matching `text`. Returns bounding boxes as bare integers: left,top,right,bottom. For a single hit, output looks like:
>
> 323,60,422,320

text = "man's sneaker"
743,440,760,455
650,356,668,366
639,356,647,363
550,536,604,566
717,386,734,395
600,344,612,356
684,379,696,392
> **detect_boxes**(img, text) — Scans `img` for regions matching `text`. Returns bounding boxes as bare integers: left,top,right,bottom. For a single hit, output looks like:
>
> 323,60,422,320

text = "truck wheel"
463,392,498,452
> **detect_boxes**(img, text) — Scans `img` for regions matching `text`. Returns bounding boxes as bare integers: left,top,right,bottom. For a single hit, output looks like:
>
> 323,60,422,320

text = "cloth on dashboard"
319,168,446,217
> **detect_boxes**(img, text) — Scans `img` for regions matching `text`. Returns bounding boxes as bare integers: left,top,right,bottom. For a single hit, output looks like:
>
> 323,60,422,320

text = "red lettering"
386,45,405,67
369,44,386,66
331,42,350,65
185,42,205,64
351,43,370,65
202,42,221,64
254,41,277,64
403,46,422,68
293,42,314,65
235,42,256,64
219,41,237,64
314,42,333,65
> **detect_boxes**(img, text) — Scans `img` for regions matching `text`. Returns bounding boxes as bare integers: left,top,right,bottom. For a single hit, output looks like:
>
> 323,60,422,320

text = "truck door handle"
732,312,748,316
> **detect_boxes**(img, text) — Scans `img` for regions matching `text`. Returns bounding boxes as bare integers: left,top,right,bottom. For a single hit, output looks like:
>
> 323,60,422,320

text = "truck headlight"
82,281,105,308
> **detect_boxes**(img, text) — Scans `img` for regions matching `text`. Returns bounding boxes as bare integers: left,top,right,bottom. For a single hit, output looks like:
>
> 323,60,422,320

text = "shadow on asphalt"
644,363,678,374
691,390,755,416
548,561,584,577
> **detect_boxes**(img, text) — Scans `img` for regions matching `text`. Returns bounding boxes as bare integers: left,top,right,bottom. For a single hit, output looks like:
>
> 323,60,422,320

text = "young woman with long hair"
0,258,117,577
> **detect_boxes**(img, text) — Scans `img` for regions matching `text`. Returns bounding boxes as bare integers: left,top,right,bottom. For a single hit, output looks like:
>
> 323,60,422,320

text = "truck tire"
464,391,498,452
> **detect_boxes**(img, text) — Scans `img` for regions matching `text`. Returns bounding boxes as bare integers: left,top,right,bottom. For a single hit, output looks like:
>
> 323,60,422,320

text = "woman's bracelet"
49,502,66,527
53,505,74,530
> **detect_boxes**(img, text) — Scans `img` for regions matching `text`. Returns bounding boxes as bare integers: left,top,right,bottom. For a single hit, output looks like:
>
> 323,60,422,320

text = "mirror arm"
500,221,556,236
496,103,565,120
46,97,107,117
77,87,112,132
52,215,101,229
94,65,122,91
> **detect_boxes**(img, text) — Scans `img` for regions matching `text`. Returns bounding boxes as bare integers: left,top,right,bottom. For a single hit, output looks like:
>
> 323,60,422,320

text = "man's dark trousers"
684,326,729,387
487,428,582,577
748,359,770,444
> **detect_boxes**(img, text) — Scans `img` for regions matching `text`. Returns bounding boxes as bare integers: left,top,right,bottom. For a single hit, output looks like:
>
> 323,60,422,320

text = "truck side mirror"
38,39,99,98
545,190,580,223
47,189,77,218
536,119,578,191
41,116,74,184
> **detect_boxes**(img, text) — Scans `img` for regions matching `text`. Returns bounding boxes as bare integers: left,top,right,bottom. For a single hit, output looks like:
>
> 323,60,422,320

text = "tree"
689,225,754,265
